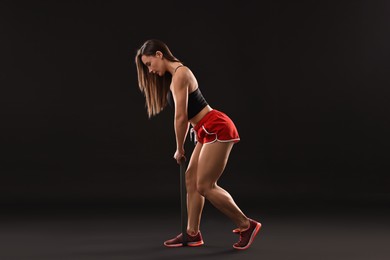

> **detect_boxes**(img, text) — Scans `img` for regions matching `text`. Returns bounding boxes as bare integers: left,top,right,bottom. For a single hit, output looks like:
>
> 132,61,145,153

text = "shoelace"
237,226,250,243
237,233,244,243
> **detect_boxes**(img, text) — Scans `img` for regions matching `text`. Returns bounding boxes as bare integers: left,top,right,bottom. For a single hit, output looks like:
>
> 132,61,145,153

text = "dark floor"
1,201,389,260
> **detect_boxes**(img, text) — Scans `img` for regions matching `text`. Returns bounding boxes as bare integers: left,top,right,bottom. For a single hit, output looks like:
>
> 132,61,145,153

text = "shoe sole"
233,222,262,250
164,240,204,248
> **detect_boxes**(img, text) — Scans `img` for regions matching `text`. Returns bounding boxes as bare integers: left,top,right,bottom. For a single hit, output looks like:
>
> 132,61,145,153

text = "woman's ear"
155,51,163,59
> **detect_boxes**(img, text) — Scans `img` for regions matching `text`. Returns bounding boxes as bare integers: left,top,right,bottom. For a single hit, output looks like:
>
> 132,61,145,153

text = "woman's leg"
196,141,250,230
185,142,205,235
163,142,205,247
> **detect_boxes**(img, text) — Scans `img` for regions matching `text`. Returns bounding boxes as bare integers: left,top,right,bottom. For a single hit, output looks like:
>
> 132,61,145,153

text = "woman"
135,39,261,250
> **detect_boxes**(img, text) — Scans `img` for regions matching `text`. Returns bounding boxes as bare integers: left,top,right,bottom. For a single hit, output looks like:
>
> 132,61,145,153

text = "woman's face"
141,52,164,76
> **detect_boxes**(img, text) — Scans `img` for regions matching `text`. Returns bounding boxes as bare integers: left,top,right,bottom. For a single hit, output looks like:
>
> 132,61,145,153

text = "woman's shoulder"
173,65,196,83
175,65,192,76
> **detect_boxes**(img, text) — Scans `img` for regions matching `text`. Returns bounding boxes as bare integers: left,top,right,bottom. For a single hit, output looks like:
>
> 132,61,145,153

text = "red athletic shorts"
192,109,240,144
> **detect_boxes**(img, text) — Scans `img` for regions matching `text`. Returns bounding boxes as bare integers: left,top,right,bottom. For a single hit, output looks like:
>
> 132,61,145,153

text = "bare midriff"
189,105,213,127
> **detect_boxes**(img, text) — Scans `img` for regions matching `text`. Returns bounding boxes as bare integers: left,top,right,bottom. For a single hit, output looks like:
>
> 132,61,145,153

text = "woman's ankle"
187,229,199,236
238,218,250,232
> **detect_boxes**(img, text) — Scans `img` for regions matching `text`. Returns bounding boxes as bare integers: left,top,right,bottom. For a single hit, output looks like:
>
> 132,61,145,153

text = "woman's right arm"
171,70,190,163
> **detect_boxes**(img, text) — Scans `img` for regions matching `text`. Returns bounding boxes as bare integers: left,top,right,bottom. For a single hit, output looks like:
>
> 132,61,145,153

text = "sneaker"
233,218,262,250
164,231,204,247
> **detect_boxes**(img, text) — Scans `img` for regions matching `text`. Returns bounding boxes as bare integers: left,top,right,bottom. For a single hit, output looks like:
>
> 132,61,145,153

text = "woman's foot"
233,218,262,250
164,231,204,247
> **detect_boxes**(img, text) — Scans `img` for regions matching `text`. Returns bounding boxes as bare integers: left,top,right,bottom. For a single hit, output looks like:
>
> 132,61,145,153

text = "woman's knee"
196,182,214,197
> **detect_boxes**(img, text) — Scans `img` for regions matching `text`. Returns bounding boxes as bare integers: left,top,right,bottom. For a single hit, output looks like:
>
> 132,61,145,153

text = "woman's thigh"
197,141,234,188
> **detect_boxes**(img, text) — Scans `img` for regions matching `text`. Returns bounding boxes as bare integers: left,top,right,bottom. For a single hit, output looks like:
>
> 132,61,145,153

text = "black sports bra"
167,88,208,120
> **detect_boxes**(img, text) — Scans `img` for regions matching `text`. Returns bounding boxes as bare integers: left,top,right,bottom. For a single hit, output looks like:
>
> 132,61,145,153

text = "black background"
1,0,389,208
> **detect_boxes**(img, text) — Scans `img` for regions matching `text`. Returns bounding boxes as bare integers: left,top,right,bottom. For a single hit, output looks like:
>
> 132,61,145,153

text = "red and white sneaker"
233,218,262,250
164,231,204,248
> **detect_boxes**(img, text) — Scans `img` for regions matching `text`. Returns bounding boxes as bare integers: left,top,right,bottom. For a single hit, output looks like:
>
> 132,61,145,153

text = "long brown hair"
135,39,181,118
